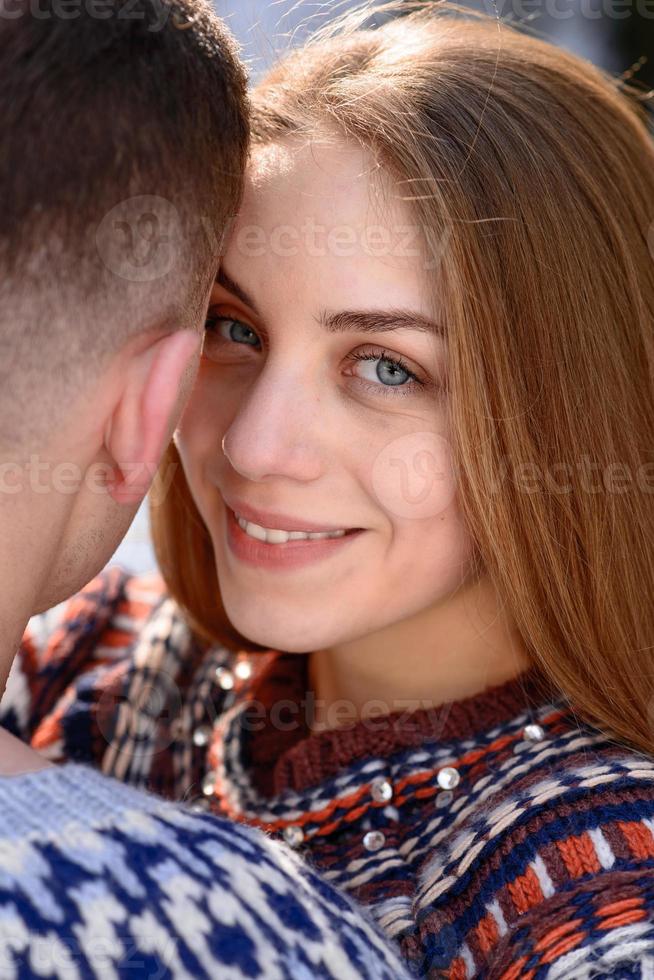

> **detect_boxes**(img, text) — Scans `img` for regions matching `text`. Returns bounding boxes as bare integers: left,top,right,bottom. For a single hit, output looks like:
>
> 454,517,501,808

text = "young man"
0,2,409,976
0,0,248,706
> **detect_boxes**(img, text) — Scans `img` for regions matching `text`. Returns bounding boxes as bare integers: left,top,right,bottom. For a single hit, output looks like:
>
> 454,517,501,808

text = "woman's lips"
222,494,358,534
224,506,364,571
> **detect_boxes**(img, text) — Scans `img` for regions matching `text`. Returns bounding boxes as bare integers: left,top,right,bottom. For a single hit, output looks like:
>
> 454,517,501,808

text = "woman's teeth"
235,514,348,544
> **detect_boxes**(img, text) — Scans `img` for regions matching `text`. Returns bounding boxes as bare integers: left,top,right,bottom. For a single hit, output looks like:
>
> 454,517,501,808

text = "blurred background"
111,0,654,578
216,0,654,90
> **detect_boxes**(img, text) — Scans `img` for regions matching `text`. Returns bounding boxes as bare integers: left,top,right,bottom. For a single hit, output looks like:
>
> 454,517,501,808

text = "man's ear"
103,329,202,506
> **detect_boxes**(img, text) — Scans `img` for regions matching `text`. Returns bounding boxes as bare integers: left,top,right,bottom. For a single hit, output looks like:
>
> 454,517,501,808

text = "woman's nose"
220,370,325,484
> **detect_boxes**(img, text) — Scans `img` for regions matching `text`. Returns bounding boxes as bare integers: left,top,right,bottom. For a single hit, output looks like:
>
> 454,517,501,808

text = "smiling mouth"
231,509,361,545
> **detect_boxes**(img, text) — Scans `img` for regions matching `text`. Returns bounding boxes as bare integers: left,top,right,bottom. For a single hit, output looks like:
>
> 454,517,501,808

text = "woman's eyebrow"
215,268,443,336
215,267,260,315
319,309,444,336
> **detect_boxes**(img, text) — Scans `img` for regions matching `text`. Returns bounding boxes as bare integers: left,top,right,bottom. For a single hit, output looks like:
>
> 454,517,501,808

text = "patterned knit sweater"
0,762,408,979
3,567,654,979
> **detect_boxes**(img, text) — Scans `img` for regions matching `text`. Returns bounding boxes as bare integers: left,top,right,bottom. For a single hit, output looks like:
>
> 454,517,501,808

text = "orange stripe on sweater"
507,865,544,914
556,832,601,877
447,957,468,980
617,820,654,861
475,912,500,954
598,908,647,930
597,896,644,919
541,931,585,964
534,917,583,953
596,895,647,930
95,630,137,649
498,954,533,980
32,709,66,750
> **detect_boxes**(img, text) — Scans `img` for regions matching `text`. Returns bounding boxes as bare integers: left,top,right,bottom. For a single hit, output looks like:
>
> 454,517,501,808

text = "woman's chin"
220,598,336,654
230,620,319,654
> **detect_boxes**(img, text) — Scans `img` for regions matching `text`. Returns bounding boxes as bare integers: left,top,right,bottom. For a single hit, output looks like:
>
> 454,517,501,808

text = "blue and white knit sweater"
0,762,409,979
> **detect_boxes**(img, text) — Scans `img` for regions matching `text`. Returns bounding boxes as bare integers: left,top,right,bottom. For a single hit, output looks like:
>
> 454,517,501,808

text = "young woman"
4,3,654,976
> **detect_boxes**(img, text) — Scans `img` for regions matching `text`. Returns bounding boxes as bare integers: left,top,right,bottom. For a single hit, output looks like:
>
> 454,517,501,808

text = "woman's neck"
307,573,532,733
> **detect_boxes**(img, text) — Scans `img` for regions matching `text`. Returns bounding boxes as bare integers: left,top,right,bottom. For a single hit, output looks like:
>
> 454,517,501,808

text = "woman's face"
176,137,476,653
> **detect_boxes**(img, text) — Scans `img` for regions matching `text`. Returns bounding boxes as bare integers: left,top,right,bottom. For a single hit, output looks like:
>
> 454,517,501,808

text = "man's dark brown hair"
0,0,249,446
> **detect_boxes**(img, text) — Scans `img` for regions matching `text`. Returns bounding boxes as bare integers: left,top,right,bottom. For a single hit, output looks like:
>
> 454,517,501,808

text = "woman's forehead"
241,138,409,236
226,139,437,318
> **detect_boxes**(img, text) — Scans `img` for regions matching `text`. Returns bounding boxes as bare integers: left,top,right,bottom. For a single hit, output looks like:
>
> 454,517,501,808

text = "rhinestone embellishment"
202,770,216,796
215,667,234,691
234,661,252,681
283,825,305,848
371,777,393,803
523,723,545,741
437,766,460,790
192,725,212,748
363,830,386,852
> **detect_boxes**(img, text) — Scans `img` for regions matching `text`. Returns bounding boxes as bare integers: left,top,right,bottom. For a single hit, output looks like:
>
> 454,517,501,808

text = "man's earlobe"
104,329,202,506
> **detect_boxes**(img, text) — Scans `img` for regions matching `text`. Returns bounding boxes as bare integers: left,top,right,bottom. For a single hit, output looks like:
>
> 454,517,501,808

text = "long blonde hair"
151,2,654,755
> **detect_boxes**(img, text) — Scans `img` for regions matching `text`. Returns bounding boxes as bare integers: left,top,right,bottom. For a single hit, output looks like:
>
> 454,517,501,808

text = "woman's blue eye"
349,350,425,396
204,316,428,399
375,358,410,386
206,315,260,347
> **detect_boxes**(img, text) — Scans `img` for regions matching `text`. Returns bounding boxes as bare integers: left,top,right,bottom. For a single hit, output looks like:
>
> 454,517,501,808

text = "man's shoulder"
0,763,407,980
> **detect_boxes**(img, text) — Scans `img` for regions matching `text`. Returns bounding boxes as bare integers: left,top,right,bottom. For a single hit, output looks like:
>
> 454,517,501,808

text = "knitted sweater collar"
208,648,564,808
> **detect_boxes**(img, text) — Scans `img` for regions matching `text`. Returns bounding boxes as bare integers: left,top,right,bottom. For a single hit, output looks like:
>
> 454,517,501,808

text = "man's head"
0,0,249,616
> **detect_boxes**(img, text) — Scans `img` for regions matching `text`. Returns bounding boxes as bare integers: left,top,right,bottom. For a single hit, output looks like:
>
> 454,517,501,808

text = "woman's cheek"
370,430,457,521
